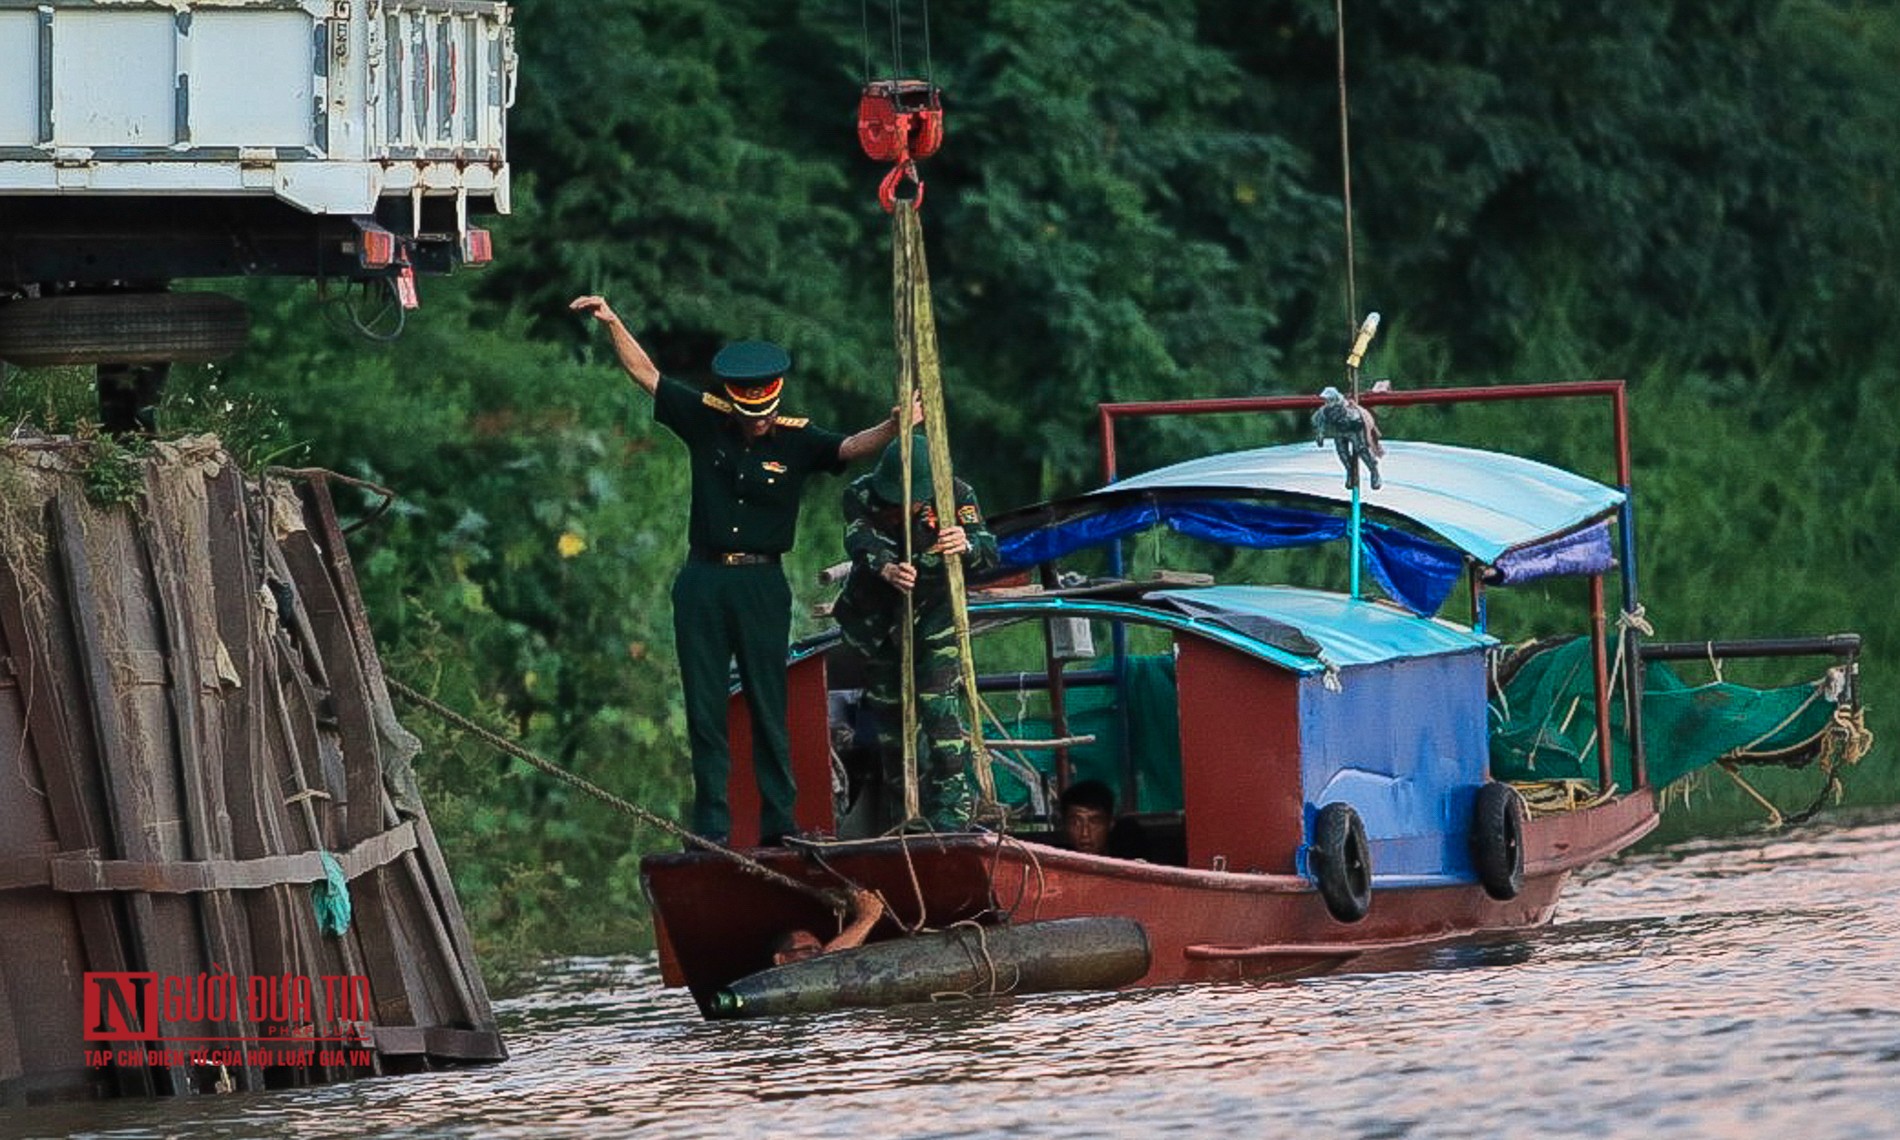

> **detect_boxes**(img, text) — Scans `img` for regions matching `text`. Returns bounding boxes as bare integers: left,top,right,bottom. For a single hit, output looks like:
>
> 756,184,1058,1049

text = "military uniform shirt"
653,375,849,553
832,473,999,650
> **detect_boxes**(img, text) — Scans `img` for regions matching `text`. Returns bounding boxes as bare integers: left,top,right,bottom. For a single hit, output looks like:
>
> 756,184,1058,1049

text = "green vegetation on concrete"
3,0,1894,980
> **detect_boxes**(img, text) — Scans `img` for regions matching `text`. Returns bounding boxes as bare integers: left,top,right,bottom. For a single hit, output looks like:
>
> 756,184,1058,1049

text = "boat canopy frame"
1069,381,1648,797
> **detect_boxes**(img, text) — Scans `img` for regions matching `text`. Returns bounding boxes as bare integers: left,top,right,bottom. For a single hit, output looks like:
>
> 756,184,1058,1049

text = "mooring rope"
385,678,848,911
985,829,1048,923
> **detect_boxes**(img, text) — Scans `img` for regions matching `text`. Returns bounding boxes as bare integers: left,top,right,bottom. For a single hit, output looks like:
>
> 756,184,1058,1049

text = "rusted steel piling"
0,436,503,1104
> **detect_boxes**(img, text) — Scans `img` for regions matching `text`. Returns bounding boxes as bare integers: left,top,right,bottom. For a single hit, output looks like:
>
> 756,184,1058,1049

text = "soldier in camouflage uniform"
833,438,999,831
570,294,910,845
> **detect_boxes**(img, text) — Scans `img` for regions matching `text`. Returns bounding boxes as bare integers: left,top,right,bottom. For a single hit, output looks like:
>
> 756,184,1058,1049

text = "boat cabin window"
822,612,1188,863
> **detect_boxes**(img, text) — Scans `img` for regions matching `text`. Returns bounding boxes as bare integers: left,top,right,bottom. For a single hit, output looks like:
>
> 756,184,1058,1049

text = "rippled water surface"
11,810,1900,1140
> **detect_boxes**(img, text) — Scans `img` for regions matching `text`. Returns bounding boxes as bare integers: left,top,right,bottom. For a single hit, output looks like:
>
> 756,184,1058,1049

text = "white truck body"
0,0,513,217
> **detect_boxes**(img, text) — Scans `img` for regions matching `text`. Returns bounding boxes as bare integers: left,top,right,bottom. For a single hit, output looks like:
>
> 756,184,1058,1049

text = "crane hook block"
858,79,945,164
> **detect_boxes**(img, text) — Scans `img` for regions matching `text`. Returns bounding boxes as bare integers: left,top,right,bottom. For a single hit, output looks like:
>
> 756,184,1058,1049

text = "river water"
9,808,1900,1140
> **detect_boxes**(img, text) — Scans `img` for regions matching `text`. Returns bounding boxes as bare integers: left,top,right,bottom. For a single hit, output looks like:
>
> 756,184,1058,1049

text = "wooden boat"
640,380,1865,1017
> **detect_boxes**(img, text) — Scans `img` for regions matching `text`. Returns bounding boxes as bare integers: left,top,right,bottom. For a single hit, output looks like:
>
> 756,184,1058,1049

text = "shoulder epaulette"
700,391,735,413
775,416,810,428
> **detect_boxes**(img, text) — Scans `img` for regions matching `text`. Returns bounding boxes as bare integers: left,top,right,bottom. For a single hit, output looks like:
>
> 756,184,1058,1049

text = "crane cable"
862,0,933,89
1335,0,1361,398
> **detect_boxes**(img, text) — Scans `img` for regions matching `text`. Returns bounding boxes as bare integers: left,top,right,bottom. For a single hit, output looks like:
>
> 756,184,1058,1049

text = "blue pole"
1349,485,1363,598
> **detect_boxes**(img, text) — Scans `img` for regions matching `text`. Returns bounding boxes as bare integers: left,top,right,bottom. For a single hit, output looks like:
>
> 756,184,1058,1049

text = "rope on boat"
1711,700,1874,828
385,678,849,911
1513,779,1618,817
932,919,1022,1001
986,829,1049,923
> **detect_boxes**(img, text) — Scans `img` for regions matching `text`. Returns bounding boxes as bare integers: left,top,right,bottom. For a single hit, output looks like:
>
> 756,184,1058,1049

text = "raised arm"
838,395,924,463
825,889,885,952
569,295,660,396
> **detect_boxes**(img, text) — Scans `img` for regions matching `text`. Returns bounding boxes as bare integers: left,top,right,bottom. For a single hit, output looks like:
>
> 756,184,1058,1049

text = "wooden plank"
369,1025,506,1061
0,657,89,1093
0,493,153,1098
141,459,255,1056
0,954,25,1090
249,612,356,1086
406,808,502,1025
196,467,282,1093
43,821,417,892
108,475,228,1071
276,527,377,845
257,477,336,692
246,662,350,1087
275,517,422,1031
300,477,499,1031
255,520,383,1084
50,490,194,1097
244,465,378,1085
291,479,494,1044
258,542,347,851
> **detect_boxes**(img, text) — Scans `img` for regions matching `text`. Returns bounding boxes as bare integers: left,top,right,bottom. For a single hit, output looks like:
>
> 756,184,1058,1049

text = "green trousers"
849,596,974,831
671,561,796,842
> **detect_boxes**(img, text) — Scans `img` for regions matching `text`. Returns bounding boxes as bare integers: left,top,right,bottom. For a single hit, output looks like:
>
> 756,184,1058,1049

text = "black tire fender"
1473,781,1526,900
1310,801,1372,923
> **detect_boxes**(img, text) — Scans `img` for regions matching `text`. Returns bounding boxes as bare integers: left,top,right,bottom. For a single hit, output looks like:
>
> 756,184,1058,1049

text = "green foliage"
101,0,1896,971
0,364,96,430
77,431,150,507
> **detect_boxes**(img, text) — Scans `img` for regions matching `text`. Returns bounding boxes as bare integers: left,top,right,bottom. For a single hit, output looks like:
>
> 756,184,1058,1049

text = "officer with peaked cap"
570,294,916,845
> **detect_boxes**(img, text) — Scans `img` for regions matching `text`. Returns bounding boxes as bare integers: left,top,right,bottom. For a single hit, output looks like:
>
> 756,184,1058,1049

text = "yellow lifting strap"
889,199,999,821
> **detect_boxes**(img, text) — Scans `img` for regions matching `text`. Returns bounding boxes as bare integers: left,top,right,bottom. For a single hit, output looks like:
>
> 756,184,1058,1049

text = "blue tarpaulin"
998,501,1467,615
991,442,1626,615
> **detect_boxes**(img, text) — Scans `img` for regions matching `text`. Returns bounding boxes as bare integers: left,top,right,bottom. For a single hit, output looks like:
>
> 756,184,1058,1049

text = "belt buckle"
720,552,745,566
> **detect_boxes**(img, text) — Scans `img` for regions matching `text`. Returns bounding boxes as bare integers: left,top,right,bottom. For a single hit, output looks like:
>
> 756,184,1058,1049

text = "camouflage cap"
871,435,935,503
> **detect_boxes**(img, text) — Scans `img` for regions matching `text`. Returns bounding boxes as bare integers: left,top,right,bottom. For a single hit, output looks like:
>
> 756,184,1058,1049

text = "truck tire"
0,293,251,367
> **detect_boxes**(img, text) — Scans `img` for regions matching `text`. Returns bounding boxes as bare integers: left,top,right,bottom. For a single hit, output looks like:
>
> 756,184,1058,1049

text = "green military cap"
872,435,935,503
713,340,791,417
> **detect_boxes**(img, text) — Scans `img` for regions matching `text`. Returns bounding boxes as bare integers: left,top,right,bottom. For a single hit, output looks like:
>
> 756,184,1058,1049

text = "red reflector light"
394,265,420,310
358,228,398,269
462,228,493,265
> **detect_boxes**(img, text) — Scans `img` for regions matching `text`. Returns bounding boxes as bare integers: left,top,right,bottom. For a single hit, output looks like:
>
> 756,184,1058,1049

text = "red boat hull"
641,789,1657,1013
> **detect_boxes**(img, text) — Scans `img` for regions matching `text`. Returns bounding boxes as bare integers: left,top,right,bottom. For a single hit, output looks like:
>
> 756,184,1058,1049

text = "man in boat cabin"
570,294,913,845
1059,779,1115,856
833,436,999,831
1057,778,1146,859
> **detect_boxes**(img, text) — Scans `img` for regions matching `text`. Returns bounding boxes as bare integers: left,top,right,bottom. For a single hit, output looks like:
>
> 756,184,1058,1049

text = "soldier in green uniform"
833,438,999,831
570,294,910,845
